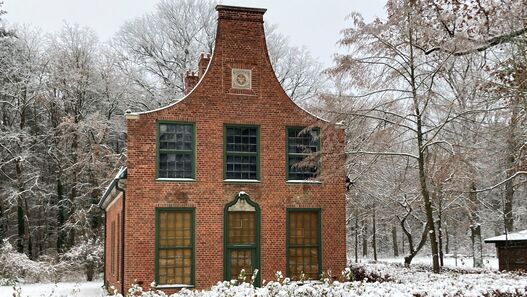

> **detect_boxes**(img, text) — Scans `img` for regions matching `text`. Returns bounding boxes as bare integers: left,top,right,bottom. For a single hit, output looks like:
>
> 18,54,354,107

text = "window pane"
230,249,254,281
226,155,257,179
288,155,317,180
287,128,318,154
288,211,320,280
159,153,192,178
157,210,193,285
159,124,193,150
287,128,319,180
158,123,194,179
228,212,256,244
226,127,257,153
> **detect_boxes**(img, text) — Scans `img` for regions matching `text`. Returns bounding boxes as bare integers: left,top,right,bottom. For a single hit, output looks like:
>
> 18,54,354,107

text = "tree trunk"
402,221,430,267
56,178,66,252
437,194,444,267
399,197,430,267
401,230,405,254
372,203,377,261
469,182,483,268
392,225,399,257
16,202,25,253
354,209,359,263
408,17,440,272
504,161,514,233
15,160,26,254
0,202,5,242
23,197,32,259
445,223,449,254
362,220,368,257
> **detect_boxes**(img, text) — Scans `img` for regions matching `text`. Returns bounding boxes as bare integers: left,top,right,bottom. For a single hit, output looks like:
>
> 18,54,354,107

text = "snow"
485,229,527,242
0,281,105,297
2,261,525,297
378,255,499,270
111,262,527,297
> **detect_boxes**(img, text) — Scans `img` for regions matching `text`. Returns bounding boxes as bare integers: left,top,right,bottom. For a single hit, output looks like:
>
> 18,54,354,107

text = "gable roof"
125,5,330,124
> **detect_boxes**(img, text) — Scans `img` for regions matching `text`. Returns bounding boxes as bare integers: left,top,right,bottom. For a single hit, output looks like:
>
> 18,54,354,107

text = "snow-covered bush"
60,237,103,281
0,240,56,284
107,264,527,297
0,238,103,285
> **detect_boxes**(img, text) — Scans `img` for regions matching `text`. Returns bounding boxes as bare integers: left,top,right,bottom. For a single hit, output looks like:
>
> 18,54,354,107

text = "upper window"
287,127,320,180
157,122,195,179
224,125,259,180
155,208,195,286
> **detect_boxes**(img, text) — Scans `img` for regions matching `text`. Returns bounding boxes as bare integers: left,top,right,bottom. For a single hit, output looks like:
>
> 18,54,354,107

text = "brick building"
99,5,346,293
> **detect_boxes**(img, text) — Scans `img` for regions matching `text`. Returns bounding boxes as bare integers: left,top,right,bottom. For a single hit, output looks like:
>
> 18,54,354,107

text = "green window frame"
156,121,195,180
223,193,261,286
224,125,260,180
286,127,320,180
286,208,322,281
155,208,195,286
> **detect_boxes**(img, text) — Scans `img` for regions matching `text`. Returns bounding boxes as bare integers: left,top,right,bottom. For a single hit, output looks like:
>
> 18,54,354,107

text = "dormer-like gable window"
157,122,195,180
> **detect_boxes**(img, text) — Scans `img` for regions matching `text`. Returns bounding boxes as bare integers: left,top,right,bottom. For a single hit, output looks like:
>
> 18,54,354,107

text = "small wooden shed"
485,230,527,271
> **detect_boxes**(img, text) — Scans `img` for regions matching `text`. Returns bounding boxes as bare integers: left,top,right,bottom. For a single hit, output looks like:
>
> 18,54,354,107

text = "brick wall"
104,193,123,292
122,5,346,292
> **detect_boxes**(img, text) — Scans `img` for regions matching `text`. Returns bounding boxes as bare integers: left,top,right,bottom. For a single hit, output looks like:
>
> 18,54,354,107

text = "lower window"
287,209,321,280
156,208,195,286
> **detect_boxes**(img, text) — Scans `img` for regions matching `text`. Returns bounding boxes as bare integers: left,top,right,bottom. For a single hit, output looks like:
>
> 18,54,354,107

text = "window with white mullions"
287,127,320,180
225,126,259,180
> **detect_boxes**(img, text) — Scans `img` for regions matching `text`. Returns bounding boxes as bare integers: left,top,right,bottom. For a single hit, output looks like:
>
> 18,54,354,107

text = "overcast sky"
3,0,386,67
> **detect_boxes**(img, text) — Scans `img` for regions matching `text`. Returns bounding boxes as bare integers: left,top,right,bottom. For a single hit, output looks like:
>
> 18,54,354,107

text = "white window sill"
224,179,261,183
286,180,322,184
156,178,196,182
155,284,195,289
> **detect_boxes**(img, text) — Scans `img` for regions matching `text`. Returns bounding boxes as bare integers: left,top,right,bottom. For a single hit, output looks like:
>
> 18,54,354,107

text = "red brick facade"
103,191,123,293
103,5,346,293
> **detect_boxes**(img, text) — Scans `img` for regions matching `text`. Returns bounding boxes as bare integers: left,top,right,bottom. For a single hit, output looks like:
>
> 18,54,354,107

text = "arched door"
224,192,260,285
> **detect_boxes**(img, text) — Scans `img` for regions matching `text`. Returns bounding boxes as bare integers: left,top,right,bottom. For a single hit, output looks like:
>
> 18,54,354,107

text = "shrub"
0,240,55,284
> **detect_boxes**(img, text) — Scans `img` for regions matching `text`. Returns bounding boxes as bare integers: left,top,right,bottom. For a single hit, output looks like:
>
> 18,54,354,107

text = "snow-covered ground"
1,258,524,297
375,255,499,270
0,281,105,297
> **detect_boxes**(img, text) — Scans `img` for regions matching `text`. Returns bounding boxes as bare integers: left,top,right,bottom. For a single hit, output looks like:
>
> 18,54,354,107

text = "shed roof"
98,167,127,210
484,230,527,243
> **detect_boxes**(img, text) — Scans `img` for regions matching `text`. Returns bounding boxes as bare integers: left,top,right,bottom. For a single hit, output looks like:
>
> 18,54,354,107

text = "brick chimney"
184,71,199,94
198,53,211,77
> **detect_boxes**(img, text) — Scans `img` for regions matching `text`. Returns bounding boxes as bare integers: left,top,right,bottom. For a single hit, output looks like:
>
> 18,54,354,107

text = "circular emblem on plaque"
232,68,252,90
236,73,248,86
